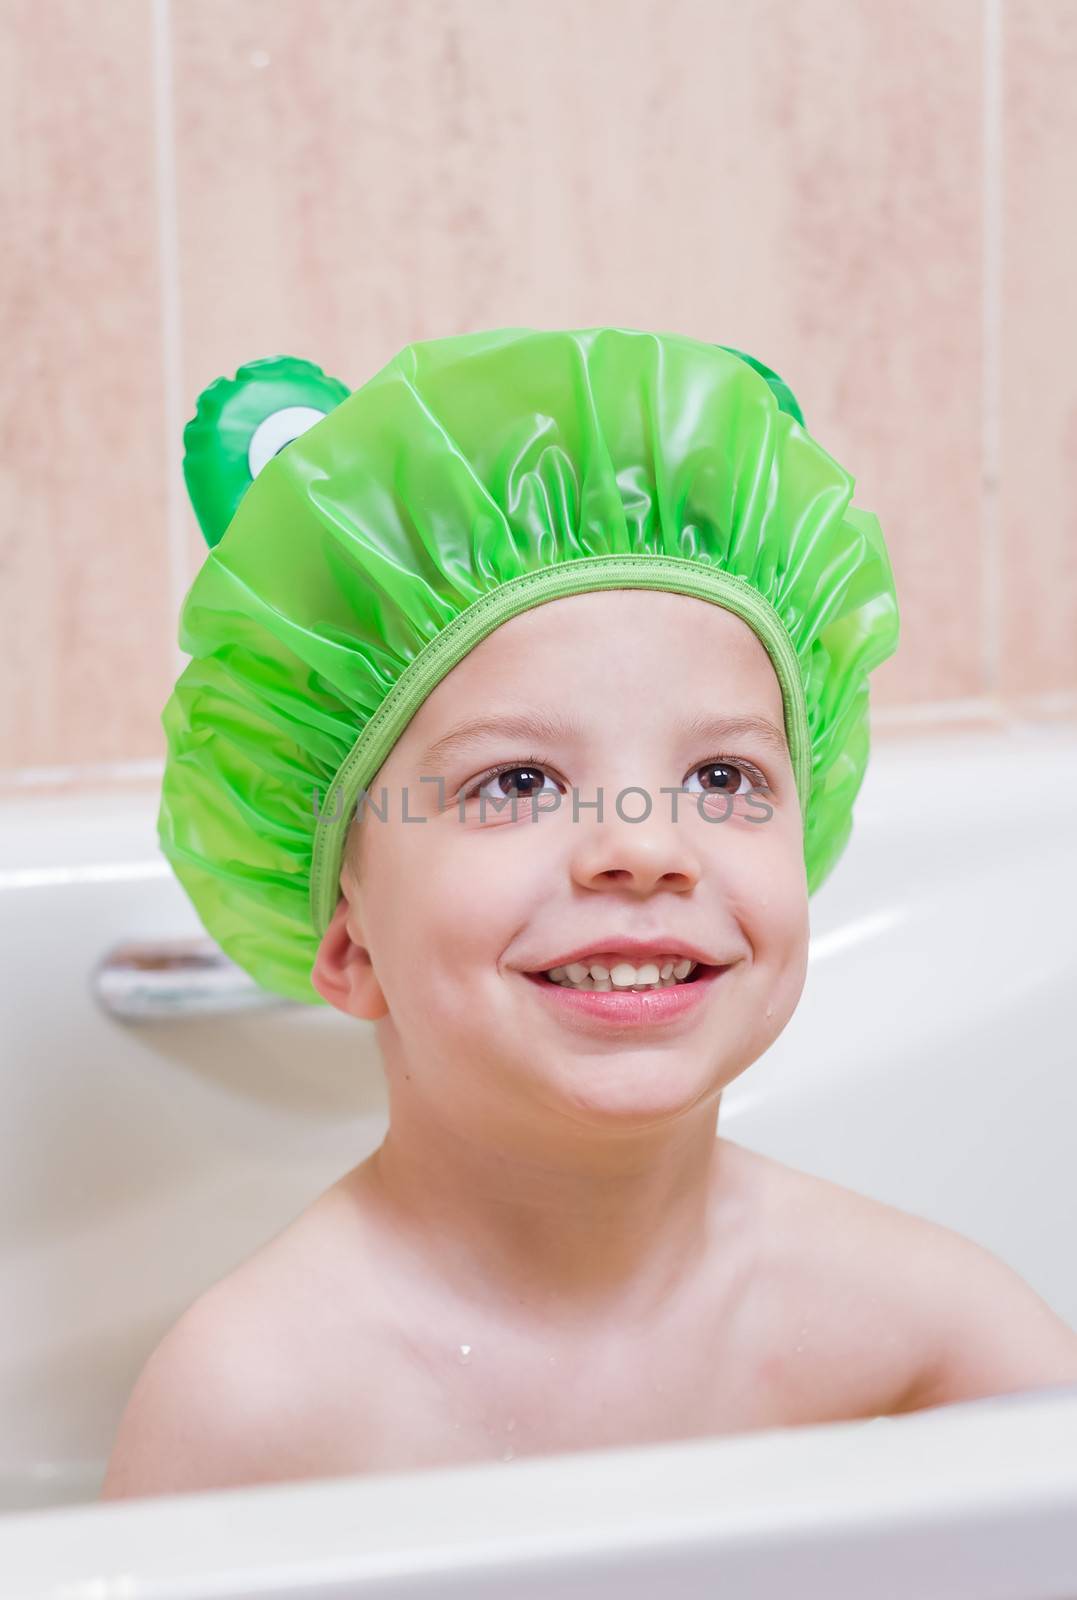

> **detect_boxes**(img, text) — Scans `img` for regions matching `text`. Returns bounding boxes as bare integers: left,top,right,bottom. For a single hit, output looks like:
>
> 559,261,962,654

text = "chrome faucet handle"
91,937,295,1020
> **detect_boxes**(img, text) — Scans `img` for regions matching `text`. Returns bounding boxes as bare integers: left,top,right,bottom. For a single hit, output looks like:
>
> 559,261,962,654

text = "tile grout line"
150,0,190,686
981,0,1003,699
870,691,1077,727
0,759,165,790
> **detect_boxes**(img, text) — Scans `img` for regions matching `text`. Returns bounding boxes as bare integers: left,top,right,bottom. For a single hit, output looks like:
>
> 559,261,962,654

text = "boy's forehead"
383,592,792,779
440,590,779,683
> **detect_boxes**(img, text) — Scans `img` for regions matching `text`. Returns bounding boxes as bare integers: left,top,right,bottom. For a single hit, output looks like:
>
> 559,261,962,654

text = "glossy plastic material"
183,355,351,549
158,327,900,1004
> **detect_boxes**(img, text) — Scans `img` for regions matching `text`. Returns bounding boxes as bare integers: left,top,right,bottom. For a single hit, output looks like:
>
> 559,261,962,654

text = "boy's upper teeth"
547,956,698,984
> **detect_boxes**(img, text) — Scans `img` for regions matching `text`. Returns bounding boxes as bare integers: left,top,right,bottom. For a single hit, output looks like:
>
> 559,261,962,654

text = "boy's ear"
310,892,389,1021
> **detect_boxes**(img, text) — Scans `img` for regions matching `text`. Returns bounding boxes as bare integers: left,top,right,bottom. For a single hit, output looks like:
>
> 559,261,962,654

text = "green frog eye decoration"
182,355,352,549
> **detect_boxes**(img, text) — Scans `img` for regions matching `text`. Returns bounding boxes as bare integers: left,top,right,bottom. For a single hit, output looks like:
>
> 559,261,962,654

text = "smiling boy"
101,329,1077,1500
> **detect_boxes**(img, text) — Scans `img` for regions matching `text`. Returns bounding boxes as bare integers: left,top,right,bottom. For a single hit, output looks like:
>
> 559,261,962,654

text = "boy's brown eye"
699,762,743,792
495,766,546,798
684,759,767,796
466,763,561,804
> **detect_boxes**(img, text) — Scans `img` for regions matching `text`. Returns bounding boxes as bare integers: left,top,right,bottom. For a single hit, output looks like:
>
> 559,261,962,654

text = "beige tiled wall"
3,0,1075,784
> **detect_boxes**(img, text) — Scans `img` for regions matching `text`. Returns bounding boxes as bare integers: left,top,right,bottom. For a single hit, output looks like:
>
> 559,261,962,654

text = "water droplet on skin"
547,1355,557,1365
794,1343,804,1353
506,1417,516,1432
458,1344,472,1363
761,896,769,908
502,1449,515,1461
765,1004,774,1018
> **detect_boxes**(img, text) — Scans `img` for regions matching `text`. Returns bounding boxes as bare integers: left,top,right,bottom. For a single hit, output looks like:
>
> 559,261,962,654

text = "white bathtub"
2,720,1076,1599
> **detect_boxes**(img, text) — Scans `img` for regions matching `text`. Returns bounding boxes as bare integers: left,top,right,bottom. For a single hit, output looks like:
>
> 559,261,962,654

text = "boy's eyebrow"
680,710,790,759
418,711,588,770
417,709,789,770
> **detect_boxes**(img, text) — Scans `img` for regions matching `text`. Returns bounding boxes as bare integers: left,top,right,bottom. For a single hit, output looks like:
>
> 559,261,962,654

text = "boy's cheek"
383,848,511,961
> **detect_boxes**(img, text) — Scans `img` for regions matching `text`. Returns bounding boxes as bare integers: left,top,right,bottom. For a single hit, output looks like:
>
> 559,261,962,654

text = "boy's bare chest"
291,1254,900,1478
253,1157,923,1479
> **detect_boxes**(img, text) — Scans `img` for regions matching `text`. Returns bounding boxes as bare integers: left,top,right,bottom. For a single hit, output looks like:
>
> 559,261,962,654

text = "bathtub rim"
2,1384,1077,1599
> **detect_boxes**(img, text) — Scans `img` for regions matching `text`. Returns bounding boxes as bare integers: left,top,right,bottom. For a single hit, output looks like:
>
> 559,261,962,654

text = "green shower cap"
158,326,900,1005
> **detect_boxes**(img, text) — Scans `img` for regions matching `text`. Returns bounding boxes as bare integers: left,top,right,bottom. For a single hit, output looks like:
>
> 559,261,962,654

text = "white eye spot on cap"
247,406,328,479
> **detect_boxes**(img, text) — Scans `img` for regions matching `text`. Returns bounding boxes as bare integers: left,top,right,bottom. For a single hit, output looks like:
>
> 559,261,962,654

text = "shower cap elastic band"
158,326,900,1004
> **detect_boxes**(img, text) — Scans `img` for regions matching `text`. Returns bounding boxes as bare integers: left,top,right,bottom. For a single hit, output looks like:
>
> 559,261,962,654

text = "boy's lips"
521,961,732,1027
519,935,730,972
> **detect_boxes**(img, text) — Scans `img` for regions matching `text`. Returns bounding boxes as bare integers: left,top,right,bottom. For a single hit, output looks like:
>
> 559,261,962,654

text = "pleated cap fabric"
158,326,900,1004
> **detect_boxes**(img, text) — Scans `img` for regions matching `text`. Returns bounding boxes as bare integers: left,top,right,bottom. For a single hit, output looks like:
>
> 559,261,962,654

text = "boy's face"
314,589,810,1131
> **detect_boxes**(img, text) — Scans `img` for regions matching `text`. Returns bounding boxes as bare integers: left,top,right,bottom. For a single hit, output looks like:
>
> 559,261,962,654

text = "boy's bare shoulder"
99,1281,290,1502
734,1141,1077,1415
99,1186,372,1503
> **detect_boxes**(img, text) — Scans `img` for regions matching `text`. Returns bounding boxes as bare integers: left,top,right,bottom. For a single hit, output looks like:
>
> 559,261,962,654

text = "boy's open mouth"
519,958,732,1025
523,957,722,993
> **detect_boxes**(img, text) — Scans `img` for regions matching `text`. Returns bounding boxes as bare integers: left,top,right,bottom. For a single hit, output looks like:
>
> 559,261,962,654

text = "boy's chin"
517,1052,730,1117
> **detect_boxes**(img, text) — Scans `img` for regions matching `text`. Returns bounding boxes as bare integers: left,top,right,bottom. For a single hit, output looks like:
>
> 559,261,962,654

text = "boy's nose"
568,819,703,897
